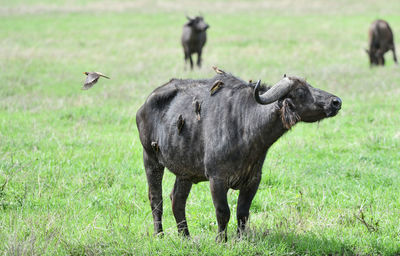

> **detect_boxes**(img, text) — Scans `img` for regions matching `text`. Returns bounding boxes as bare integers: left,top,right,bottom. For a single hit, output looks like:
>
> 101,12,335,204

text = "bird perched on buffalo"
82,71,110,90
212,66,226,75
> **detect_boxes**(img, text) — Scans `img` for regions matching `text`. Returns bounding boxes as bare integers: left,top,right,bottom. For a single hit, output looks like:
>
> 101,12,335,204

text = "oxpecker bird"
82,71,110,90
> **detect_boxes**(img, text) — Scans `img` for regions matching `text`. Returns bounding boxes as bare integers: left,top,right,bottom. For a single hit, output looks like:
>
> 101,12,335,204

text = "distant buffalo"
366,19,397,66
136,69,342,241
181,16,209,70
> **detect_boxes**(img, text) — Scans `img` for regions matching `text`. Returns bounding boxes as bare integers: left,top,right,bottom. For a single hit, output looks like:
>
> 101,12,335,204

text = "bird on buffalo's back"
82,71,110,90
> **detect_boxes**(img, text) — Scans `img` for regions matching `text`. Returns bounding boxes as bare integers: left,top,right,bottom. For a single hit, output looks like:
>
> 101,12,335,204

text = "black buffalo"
366,19,397,66
181,16,209,70
136,69,342,241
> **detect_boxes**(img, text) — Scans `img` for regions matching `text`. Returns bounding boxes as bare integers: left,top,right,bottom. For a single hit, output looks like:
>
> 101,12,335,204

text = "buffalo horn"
254,77,293,105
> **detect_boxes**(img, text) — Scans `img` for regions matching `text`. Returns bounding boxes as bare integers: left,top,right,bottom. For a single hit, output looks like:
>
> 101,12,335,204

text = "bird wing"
81,83,93,90
82,75,99,90
86,73,100,84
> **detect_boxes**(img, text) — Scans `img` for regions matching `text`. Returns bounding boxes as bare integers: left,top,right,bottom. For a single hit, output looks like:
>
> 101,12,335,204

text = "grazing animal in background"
82,71,110,90
366,19,398,66
136,68,342,241
181,16,209,70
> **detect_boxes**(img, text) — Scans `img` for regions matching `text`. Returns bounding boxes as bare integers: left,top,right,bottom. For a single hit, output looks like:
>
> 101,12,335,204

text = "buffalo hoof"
215,232,227,243
153,231,164,238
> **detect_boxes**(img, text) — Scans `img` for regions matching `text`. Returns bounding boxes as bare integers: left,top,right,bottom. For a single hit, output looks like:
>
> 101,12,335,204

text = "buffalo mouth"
325,107,340,117
302,107,340,122
301,112,327,122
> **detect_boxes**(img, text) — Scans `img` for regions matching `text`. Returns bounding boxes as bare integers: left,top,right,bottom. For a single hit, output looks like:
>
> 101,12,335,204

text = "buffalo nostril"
331,97,342,109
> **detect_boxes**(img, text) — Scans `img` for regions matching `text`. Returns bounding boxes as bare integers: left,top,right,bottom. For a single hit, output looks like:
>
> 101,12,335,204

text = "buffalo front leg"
143,150,165,236
209,178,230,242
184,52,193,70
184,51,194,70
170,178,193,237
189,54,194,70
197,50,202,68
237,177,261,237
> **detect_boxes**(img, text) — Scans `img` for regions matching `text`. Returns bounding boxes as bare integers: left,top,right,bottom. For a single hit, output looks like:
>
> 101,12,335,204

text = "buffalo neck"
250,101,288,152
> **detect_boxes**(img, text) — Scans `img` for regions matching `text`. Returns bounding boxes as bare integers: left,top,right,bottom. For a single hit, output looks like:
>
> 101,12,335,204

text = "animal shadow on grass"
236,227,399,255
236,229,355,255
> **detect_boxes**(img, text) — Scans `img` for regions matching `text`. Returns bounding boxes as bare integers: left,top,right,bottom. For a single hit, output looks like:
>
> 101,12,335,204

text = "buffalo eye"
296,88,306,100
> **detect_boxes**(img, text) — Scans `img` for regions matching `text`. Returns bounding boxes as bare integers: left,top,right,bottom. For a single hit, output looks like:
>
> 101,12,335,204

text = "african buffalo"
181,16,209,70
366,19,397,66
136,69,342,241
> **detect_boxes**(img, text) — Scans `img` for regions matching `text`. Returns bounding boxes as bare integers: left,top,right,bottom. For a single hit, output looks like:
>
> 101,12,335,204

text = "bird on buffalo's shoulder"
82,71,110,90
212,66,226,75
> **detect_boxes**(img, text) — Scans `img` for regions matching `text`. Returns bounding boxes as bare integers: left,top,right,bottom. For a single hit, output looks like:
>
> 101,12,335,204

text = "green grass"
1,1,400,255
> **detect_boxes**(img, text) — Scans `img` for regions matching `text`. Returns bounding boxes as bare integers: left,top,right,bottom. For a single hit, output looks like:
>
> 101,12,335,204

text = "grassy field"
1,0,400,255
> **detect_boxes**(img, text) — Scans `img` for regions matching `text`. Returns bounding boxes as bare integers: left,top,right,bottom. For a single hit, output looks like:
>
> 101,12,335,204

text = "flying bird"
82,71,110,90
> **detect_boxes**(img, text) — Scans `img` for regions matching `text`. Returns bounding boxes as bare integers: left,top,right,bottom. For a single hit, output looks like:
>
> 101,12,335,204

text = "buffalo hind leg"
392,45,398,64
170,177,193,237
143,149,165,236
210,178,230,242
237,178,261,237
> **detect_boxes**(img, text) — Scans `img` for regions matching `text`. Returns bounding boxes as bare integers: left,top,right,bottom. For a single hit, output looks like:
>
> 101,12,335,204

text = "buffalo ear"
280,98,300,130
365,49,370,54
